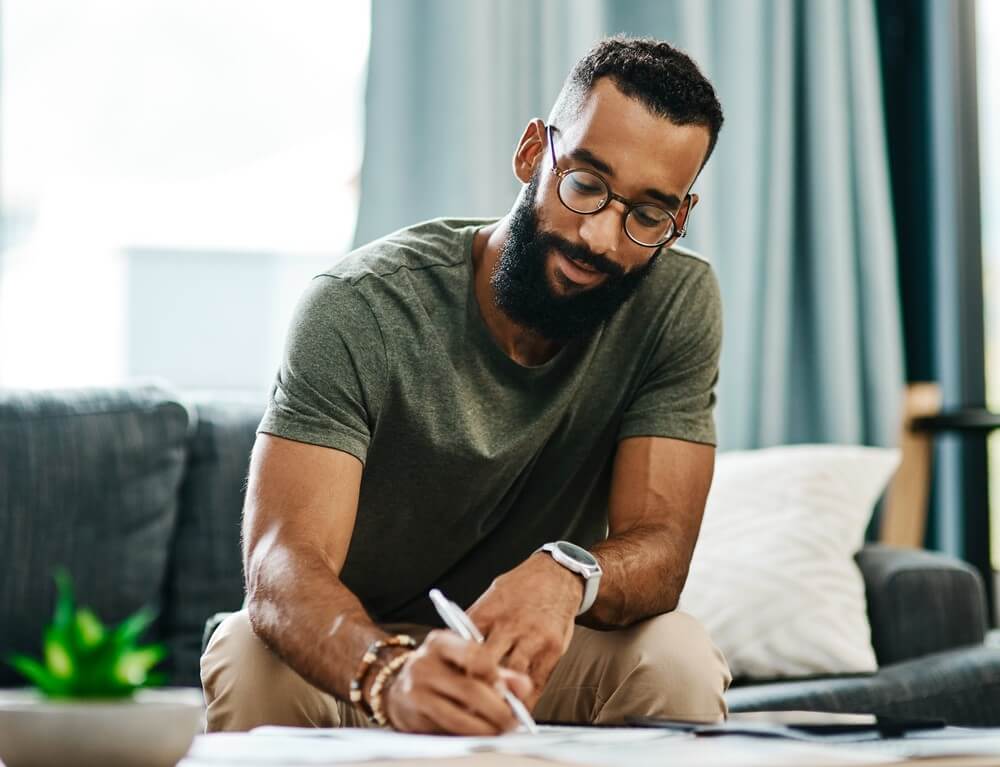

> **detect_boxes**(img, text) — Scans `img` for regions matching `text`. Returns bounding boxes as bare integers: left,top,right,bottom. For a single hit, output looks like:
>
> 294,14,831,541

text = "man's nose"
577,201,625,259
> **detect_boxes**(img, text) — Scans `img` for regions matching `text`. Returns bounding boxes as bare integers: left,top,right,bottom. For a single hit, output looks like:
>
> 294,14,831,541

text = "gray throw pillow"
0,386,190,686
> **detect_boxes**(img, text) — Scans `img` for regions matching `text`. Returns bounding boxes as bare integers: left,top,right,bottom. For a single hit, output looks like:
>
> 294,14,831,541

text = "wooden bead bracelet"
348,634,417,718
369,649,414,727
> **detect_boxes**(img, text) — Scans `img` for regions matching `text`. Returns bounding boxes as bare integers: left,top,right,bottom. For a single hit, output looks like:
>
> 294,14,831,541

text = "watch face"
555,541,597,566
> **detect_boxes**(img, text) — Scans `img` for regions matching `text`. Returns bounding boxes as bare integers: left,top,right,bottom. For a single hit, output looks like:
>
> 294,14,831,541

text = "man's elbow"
243,538,285,644
245,591,280,644
583,582,683,630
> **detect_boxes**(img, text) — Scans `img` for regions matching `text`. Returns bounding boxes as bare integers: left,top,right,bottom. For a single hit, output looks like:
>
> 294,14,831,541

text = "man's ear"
512,118,547,184
677,193,699,234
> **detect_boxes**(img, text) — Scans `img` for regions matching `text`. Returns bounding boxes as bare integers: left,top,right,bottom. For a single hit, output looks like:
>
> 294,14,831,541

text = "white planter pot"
0,687,202,767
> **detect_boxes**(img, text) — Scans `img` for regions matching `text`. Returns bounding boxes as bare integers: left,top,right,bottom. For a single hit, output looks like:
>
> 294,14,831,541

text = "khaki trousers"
201,609,731,732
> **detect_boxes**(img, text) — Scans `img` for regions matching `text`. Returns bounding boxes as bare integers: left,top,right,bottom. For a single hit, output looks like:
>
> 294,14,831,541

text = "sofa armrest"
855,544,988,666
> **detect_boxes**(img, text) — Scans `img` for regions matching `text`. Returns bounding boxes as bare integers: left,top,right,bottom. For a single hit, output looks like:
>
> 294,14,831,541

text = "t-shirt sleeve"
257,275,387,463
618,264,723,446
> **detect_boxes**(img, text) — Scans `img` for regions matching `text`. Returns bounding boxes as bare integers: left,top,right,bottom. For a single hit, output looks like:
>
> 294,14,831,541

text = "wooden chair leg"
880,382,943,548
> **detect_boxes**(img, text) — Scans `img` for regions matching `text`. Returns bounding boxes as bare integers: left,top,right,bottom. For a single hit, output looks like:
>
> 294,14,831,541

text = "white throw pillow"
678,444,900,680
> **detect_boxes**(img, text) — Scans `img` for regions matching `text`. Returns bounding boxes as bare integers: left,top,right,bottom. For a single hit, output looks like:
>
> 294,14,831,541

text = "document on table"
850,727,1000,760
180,725,901,767
182,725,675,764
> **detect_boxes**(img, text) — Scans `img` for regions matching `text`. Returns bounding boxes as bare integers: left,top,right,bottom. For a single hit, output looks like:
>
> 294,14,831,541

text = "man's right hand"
242,435,532,735
381,630,533,735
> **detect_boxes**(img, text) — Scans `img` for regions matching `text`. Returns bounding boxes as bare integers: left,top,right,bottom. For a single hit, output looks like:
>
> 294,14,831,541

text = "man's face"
492,79,711,343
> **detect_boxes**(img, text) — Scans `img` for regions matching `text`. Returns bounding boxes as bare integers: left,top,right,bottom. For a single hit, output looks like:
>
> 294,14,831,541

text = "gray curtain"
922,0,987,565
354,0,904,451
354,0,605,244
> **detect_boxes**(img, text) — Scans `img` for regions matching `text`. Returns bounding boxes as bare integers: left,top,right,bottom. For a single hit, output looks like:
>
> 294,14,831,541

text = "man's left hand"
466,552,584,708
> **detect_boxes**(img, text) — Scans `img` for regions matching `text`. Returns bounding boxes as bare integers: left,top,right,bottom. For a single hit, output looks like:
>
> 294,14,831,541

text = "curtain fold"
923,0,988,569
354,0,606,247
355,0,904,451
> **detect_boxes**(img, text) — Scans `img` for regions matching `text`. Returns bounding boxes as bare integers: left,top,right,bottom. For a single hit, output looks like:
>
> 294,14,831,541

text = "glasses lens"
625,204,676,246
558,170,608,214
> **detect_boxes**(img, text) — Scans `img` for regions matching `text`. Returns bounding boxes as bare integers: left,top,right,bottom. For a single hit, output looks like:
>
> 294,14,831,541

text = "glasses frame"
546,124,688,248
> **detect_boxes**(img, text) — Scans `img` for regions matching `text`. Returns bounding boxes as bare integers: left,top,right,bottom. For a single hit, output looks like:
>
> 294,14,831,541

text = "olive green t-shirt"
259,217,722,625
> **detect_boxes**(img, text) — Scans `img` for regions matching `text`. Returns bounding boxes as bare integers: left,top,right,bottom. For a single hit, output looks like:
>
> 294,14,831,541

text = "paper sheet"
180,725,900,767
849,727,1000,759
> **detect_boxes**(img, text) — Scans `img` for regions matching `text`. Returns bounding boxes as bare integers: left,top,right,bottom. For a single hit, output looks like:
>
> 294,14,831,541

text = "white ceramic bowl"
0,687,203,767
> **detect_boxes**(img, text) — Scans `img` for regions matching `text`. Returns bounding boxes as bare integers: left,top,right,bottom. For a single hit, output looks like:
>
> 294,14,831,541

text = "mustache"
536,232,626,279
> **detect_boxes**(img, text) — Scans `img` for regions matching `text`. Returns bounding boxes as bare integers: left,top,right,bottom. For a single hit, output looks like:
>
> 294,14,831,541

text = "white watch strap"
578,572,599,616
537,542,601,616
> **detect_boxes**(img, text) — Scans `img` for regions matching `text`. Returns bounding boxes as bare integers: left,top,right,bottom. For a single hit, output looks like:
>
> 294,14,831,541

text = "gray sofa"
2,385,998,725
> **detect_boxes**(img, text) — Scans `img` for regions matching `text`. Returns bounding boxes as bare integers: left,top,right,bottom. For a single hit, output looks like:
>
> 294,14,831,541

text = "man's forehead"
556,79,710,198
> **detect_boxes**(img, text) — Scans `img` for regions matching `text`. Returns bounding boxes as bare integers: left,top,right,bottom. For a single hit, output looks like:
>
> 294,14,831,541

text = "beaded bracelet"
369,649,413,727
349,634,417,717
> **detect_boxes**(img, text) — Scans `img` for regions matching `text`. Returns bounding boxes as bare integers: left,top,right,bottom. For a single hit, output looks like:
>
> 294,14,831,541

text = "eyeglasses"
546,124,687,248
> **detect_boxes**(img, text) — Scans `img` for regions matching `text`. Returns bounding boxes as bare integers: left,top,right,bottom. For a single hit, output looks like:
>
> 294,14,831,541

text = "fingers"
422,632,520,731
414,694,509,736
482,627,516,668
498,667,534,703
502,635,542,675
427,665,518,732
503,634,563,694
389,631,520,735
426,630,499,684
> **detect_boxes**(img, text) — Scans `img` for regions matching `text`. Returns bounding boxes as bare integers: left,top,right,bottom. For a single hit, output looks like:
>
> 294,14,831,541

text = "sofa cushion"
678,445,900,680
726,643,1000,727
0,386,189,686
161,395,263,686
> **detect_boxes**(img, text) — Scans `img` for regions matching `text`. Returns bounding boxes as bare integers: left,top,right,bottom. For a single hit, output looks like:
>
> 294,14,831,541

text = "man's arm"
583,434,714,629
243,433,529,734
468,434,713,701
243,433,381,699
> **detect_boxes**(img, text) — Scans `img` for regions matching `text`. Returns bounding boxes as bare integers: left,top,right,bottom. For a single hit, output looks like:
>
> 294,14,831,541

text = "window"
977,0,1000,568
0,1,371,391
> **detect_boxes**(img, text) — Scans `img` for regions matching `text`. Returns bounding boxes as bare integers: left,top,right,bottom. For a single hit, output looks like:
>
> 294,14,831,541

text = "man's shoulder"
612,242,720,341
655,242,713,276
638,242,718,301
323,217,496,287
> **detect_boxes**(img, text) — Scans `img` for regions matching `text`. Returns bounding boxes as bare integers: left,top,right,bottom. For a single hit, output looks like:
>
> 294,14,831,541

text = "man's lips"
553,250,607,286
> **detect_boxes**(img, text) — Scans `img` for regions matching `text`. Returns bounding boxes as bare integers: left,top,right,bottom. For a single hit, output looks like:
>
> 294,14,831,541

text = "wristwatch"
536,541,603,616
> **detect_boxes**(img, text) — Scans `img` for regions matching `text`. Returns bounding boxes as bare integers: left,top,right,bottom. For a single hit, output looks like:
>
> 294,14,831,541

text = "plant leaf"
112,645,166,687
110,607,157,649
43,628,74,680
8,654,69,696
17,572,166,698
51,568,76,643
74,608,106,650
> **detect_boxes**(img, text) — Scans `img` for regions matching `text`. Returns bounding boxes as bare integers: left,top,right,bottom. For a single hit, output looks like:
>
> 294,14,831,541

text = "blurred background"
0,1,997,604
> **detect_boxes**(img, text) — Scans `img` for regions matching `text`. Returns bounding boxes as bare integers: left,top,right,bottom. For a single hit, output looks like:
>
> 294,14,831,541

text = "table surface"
176,732,1000,767
7,736,996,767
183,754,1000,767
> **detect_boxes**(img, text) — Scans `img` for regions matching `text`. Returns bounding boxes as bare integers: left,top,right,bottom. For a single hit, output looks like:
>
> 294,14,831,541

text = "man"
202,35,731,734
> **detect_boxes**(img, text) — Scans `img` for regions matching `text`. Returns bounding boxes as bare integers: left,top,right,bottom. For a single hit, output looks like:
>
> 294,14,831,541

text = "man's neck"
472,219,562,367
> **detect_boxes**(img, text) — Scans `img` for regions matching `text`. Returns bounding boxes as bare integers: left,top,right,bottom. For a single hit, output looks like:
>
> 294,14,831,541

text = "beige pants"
201,609,731,732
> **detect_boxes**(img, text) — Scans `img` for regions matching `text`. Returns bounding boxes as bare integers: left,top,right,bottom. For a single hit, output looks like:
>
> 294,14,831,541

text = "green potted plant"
0,570,201,767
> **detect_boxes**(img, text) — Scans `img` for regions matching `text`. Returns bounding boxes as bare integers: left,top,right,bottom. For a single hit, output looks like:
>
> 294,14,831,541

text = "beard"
490,173,660,343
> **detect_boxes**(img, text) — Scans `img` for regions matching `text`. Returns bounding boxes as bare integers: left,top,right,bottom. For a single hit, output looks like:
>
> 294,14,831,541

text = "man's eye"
632,208,667,227
568,176,603,195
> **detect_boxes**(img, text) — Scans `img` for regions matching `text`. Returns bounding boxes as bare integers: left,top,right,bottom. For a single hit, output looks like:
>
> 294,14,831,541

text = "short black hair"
549,35,724,163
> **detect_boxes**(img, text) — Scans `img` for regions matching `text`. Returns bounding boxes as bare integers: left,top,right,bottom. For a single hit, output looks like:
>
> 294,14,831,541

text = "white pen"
428,588,539,734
